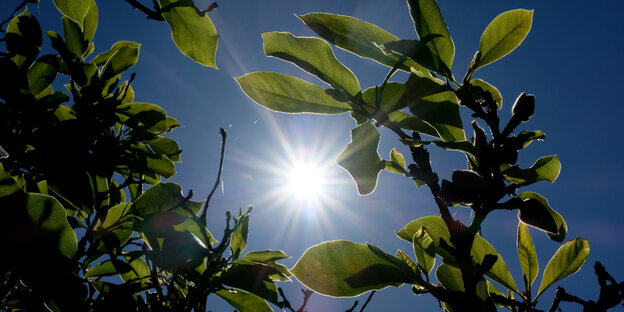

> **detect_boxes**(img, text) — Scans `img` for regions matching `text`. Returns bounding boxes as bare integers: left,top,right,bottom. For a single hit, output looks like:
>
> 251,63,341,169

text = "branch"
201,128,227,221
359,291,375,312
123,0,164,20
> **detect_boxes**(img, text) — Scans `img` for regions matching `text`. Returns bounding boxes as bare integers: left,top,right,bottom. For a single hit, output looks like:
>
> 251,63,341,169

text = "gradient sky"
3,0,624,310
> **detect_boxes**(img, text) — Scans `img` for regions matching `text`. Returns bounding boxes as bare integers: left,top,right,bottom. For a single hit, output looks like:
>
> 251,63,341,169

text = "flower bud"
512,92,535,122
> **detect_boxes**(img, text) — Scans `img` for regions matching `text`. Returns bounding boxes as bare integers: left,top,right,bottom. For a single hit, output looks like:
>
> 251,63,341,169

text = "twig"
123,0,164,20
296,289,313,312
201,128,227,222
345,301,358,312
0,0,28,35
359,291,375,312
278,288,296,312
200,2,218,15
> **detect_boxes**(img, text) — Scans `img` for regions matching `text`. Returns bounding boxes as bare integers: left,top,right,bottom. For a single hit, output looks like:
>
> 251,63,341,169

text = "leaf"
231,213,250,259
221,261,283,306
360,82,407,114
468,79,503,109
62,17,85,56
99,203,134,246
147,136,181,162
236,72,352,114
413,227,436,275
82,0,98,42
296,13,428,74
405,70,465,141
159,0,218,68
517,222,538,287
518,192,567,242
336,123,383,195
116,102,167,133
52,0,90,24
84,259,134,278
27,55,58,95
385,148,407,174
381,39,452,79
395,249,419,275
241,250,290,263
436,263,463,292
6,7,41,68
216,289,274,312
536,238,589,299
99,42,141,80
133,182,203,216
501,155,561,186
515,130,546,148
397,216,517,292
387,111,439,138
263,32,360,96
120,257,150,287
291,240,415,297
406,0,455,69
474,9,533,70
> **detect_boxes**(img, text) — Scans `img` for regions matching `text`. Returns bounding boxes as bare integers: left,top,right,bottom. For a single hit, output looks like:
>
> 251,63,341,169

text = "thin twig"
0,0,28,34
278,288,296,312
345,301,358,312
359,291,375,312
296,289,313,312
201,128,227,222
123,0,164,20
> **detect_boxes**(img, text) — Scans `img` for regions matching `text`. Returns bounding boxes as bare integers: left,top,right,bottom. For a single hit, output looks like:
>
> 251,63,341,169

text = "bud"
511,93,535,122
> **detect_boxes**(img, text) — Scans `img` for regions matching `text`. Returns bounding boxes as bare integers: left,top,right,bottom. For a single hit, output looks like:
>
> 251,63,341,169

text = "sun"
287,163,326,201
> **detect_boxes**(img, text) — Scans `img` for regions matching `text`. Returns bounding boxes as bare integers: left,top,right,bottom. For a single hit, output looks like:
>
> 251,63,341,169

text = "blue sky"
3,0,624,310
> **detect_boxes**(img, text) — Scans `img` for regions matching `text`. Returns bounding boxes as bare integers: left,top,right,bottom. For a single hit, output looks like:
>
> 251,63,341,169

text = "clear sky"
3,0,624,310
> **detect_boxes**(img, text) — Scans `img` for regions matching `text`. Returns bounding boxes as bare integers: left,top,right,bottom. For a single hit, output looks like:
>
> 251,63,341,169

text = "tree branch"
201,128,227,222
123,0,164,20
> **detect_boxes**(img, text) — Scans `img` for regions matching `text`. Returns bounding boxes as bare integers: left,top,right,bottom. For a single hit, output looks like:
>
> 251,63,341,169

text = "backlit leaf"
231,213,250,259
501,155,561,186
52,0,90,25
27,55,58,95
297,13,428,74
468,79,502,109
159,0,218,68
216,289,274,312
474,9,533,70
236,72,351,114
263,32,360,96
133,182,203,216
82,0,98,42
536,238,589,299
518,192,567,242
412,227,436,275
291,240,415,297
517,222,538,287
407,0,455,68
337,124,383,195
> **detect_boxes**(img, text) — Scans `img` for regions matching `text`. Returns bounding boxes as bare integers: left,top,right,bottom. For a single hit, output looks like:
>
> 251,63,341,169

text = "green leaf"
402,139,476,155
82,0,98,42
147,136,181,162
360,82,407,114
536,238,589,299
99,42,140,80
221,261,283,306
518,192,567,242
336,124,383,195
406,0,455,68
291,240,415,297
241,250,290,263
436,263,463,292
387,111,439,138
412,227,436,275
501,155,561,186
296,13,428,74
474,9,533,70
27,55,58,95
231,213,250,259
159,0,218,68
91,41,140,66
133,182,203,216
384,148,407,175
517,222,538,287
99,203,134,246
381,39,452,79
6,7,41,68
406,71,464,141
468,79,503,109
120,257,150,287
85,259,134,278
397,216,517,292
262,32,360,96
395,249,419,275
216,289,274,312
515,130,546,148
236,72,352,114
116,102,167,133
52,0,90,24
62,17,85,56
